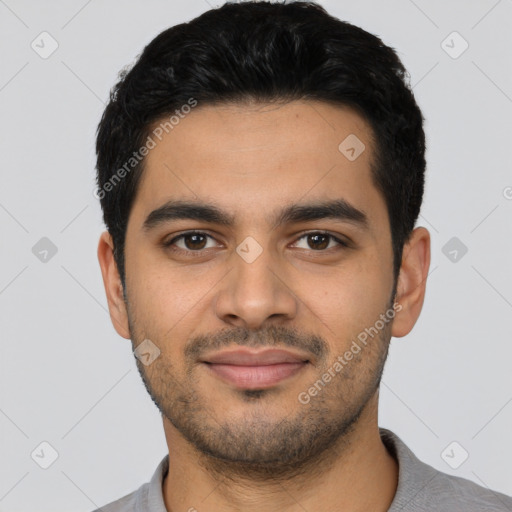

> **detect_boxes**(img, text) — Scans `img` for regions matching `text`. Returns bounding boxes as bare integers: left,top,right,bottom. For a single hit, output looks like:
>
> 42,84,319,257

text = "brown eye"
181,233,208,250
307,233,330,250
164,231,218,252
292,232,348,251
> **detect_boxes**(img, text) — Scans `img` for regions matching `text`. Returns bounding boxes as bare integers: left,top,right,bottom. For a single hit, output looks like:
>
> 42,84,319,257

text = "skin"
98,100,430,512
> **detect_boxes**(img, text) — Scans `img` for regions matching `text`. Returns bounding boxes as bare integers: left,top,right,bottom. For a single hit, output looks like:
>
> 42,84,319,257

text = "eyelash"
162,230,350,255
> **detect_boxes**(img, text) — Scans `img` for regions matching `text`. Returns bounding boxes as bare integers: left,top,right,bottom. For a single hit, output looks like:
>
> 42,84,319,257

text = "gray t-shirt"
93,428,512,511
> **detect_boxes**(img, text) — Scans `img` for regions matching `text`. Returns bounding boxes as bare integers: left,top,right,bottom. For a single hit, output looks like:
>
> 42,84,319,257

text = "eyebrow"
142,198,370,233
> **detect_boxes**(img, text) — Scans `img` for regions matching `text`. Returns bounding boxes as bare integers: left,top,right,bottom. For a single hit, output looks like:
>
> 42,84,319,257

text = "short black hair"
96,0,425,289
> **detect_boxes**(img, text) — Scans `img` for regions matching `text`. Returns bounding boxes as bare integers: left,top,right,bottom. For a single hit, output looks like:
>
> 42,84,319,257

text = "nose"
214,240,299,331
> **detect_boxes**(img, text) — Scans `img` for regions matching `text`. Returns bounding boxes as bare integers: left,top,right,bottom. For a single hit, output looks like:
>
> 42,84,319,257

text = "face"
112,100,401,475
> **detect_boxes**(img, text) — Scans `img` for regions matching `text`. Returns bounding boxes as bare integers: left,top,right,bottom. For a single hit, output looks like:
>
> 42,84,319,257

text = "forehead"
130,100,386,231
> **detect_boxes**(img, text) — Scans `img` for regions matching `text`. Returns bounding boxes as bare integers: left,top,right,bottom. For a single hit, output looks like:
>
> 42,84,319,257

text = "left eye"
292,232,347,251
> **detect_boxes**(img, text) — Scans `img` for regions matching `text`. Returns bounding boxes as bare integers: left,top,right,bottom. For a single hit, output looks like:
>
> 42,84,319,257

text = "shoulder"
432,471,512,511
90,485,144,512
380,428,512,512
90,455,169,512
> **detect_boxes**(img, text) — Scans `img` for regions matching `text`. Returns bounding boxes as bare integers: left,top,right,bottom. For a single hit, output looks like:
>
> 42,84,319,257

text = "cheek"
126,254,219,342
304,256,390,344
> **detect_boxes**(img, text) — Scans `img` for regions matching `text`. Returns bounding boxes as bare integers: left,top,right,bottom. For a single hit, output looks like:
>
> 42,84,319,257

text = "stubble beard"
127,297,394,482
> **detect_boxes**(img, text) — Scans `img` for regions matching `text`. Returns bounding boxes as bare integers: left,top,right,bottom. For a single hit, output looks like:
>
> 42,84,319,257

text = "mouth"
200,348,310,389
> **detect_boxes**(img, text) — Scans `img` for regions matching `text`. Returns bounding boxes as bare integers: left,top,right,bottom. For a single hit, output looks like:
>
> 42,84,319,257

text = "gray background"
1,0,511,510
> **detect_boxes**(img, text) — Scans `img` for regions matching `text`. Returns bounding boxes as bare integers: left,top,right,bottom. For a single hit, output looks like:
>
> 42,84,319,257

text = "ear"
97,231,131,339
391,227,431,338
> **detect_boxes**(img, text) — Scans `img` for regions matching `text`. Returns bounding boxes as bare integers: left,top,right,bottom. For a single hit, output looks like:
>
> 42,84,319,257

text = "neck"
161,395,398,512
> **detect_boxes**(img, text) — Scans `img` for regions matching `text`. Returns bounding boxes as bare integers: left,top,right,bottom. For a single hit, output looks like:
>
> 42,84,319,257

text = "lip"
201,349,310,389
203,348,310,366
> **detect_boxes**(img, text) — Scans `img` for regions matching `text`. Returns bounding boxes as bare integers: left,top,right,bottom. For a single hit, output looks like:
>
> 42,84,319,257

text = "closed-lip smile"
201,348,310,389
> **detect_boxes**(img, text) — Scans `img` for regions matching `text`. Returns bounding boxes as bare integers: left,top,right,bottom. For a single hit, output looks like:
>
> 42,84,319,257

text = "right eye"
163,231,221,254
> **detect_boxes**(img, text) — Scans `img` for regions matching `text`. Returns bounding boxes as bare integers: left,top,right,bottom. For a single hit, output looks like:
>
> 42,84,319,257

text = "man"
94,2,512,511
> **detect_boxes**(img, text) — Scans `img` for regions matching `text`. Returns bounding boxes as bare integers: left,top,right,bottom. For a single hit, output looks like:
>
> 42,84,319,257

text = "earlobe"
391,227,431,338
97,231,131,339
